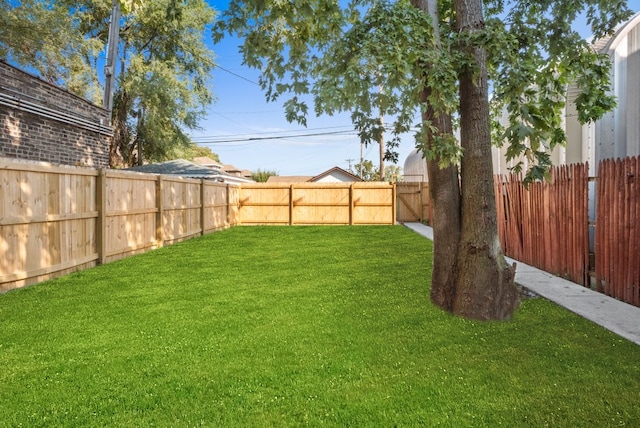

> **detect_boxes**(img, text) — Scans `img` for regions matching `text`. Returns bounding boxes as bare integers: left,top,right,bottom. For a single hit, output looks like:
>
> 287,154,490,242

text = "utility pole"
378,114,385,181
345,158,355,171
359,141,364,178
103,0,121,113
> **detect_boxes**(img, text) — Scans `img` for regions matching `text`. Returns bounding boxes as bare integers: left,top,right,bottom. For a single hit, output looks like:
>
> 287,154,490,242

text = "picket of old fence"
595,157,640,306
494,158,640,307
495,164,590,287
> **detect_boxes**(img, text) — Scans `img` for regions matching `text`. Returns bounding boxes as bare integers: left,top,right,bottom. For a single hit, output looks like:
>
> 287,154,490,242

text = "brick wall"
0,61,112,168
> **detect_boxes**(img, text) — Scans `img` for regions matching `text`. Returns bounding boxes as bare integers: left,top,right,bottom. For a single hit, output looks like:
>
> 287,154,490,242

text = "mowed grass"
1,226,639,427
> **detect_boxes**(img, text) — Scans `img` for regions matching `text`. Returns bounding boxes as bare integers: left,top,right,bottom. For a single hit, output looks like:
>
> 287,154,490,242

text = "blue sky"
192,1,640,176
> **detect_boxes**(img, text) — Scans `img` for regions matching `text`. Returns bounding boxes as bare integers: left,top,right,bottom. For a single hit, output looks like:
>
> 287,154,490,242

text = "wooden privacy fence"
237,182,396,225
0,160,237,292
595,157,640,306
96,170,237,264
0,160,396,292
396,182,432,223
1,161,99,292
494,164,590,287
6,156,638,306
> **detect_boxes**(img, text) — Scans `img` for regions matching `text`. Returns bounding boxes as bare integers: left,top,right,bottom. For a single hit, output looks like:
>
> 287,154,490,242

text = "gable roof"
311,166,363,182
265,166,363,183
266,175,314,183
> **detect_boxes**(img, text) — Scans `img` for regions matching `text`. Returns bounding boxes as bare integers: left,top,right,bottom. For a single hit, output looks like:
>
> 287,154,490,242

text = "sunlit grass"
1,226,639,426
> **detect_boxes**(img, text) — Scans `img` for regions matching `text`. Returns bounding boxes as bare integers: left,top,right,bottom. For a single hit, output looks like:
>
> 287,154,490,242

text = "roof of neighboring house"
311,166,363,182
192,156,223,169
265,166,363,183
221,164,253,179
266,175,314,183
124,159,254,184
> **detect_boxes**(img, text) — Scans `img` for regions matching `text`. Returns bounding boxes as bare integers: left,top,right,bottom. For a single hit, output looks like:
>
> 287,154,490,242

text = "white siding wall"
566,12,640,170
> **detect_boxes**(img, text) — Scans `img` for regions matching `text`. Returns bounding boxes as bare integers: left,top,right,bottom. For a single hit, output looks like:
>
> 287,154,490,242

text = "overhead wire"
213,64,260,86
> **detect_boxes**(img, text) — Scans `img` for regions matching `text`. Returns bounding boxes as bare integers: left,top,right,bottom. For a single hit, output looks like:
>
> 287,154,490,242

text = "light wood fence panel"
202,181,234,233
0,160,98,291
396,182,431,223
237,182,395,225
102,170,158,263
162,176,203,245
352,183,396,225
292,184,351,225
595,157,640,306
227,185,240,226
238,184,293,225
495,164,589,286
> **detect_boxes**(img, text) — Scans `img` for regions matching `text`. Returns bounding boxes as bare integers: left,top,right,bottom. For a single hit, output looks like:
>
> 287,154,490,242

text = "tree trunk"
110,90,129,168
411,0,462,311
453,0,519,320
421,94,461,311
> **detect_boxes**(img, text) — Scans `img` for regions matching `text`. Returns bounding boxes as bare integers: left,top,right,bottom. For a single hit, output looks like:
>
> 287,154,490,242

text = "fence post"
225,184,230,227
392,183,397,225
289,184,294,225
349,184,354,225
96,168,107,264
156,175,164,248
200,179,206,236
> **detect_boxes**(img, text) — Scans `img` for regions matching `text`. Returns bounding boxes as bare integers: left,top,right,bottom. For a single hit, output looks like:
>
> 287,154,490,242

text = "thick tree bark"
453,0,518,319
408,0,459,310
411,0,461,311
421,94,461,310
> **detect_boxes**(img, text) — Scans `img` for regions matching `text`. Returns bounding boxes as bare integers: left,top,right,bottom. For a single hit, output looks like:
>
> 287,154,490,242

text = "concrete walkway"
403,222,640,346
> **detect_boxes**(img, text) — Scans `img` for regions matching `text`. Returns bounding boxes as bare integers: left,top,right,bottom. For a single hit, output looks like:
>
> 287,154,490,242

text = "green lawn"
1,226,639,427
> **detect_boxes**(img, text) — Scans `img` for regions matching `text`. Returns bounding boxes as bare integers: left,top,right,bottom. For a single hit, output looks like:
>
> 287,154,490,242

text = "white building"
565,11,640,175
403,148,429,182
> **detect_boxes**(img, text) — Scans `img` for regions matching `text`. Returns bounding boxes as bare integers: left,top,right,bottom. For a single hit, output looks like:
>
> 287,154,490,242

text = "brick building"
0,61,112,168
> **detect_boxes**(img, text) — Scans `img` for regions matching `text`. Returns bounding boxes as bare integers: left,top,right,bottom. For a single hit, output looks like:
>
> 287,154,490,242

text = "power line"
195,129,358,144
213,64,260,86
191,125,356,140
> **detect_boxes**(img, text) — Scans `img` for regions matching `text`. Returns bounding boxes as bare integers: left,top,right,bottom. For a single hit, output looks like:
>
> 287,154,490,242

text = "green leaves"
1,0,217,167
110,0,216,165
216,0,631,181
0,0,103,101
488,0,631,183
217,0,447,159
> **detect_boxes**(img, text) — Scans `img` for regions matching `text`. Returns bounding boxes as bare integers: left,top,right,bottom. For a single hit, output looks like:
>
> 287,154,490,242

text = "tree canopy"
0,0,218,167
215,0,631,180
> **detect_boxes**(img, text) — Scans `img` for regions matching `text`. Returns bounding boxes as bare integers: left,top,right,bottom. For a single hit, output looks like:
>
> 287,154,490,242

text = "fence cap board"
0,158,99,176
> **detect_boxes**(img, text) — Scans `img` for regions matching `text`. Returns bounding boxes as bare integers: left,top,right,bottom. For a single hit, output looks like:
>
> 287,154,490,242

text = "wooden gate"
396,182,431,223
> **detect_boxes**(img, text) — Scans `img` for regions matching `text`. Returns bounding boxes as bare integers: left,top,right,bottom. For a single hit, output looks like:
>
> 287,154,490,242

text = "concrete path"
403,222,640,346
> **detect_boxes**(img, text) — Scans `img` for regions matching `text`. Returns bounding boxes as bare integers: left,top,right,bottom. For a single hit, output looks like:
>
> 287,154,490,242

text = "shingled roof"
125,159,254,184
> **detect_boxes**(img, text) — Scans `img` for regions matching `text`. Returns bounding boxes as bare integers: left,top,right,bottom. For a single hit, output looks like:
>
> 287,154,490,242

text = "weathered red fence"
495,164,590,286
595,157,640,306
